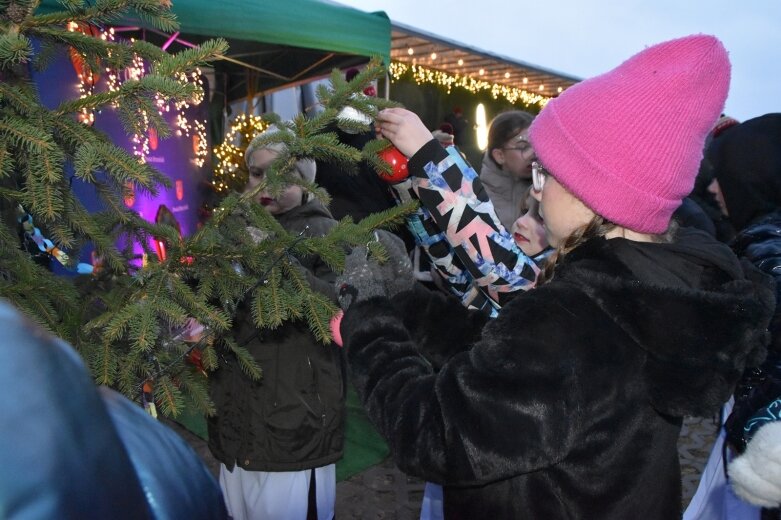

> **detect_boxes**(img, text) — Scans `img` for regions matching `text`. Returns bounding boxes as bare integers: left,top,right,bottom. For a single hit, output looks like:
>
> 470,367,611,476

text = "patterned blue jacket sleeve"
402,140,538,308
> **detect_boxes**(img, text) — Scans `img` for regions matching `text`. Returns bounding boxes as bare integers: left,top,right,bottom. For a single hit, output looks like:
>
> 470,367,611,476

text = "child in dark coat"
207,131,344,520
336,35,774,519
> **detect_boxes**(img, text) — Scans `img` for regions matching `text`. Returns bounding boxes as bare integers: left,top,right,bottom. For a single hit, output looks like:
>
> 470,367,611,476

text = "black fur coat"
341,228,774,519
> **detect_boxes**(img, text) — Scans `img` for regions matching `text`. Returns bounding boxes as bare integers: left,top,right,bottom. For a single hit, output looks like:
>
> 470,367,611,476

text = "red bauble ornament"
377,146,409,184
187,348,206,375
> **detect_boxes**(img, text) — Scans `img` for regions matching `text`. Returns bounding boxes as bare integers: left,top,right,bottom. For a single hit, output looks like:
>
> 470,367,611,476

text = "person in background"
444,107,468,147
511,186,551,265
314,69,399,225
207,129,345,520
431,128,455,148
683,114,741,243
337,34,774,519
479,110,536,231
708,113,781,514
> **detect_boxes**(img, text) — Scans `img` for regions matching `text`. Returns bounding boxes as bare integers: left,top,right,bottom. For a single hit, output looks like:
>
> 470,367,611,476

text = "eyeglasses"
501,136,534,157
531,161,549,192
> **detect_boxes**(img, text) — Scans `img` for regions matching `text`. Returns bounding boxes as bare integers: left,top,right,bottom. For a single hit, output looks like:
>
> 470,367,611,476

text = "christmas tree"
0,0,413,417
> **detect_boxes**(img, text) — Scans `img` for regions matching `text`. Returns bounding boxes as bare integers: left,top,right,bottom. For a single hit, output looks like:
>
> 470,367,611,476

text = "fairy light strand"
69,24,208,167
388,61,554,109
213,114,269,193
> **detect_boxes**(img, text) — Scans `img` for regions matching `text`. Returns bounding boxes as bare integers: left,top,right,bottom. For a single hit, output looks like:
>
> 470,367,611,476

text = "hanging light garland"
68,21,114,124
388,61,553,109
212,114,269,193
69,26,208,167
170,69,208,167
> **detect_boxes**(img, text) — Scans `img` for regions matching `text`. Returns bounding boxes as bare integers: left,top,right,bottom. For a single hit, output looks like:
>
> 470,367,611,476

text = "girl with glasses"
480,110,536,231
336,35,774,519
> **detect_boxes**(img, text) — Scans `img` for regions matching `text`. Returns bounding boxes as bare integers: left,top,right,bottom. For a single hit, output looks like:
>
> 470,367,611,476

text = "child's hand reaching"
335,231,413,311
376,108,435,158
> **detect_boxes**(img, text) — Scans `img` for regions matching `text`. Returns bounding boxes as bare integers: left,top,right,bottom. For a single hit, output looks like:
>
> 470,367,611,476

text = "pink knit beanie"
528,35,731,233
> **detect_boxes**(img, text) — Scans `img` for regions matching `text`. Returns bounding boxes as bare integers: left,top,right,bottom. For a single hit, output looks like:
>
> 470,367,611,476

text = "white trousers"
683,400,760,520
219,463,336,520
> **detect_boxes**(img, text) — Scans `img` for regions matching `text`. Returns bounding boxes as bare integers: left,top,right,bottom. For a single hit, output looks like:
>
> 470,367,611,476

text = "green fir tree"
0,0,414,417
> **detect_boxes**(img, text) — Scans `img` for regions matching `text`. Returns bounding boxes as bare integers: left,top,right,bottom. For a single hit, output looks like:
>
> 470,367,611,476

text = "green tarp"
37,0,391,99
169,0,390,63
38,0,391,63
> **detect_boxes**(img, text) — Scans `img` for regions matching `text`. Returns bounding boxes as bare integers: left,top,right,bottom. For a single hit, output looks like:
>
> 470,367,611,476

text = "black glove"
335,230,413,310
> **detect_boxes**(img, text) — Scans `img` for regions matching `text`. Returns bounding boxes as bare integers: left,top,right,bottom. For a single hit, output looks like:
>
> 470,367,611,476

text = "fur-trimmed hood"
556,227,774,417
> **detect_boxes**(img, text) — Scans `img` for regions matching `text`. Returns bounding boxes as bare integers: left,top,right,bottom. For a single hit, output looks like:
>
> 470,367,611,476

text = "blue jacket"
0,302,226,520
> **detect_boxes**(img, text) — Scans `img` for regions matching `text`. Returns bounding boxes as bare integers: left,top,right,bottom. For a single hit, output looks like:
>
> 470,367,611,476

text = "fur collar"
554,233,774,416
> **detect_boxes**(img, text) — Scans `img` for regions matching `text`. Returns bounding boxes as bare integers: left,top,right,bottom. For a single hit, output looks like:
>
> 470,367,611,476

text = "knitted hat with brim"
529,34,731,233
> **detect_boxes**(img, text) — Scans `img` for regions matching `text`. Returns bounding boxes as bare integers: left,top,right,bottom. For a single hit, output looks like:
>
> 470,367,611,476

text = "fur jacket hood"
554,227,773,417
341,227,774,519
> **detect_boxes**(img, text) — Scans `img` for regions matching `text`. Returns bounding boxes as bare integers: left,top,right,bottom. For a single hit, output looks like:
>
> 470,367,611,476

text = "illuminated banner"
31,42,210,267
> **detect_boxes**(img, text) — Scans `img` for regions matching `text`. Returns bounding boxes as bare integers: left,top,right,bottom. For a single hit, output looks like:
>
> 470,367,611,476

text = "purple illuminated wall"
31,42,210,267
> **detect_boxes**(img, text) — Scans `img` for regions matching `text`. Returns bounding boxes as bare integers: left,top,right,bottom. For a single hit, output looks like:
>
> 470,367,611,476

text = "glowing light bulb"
475,104,488,151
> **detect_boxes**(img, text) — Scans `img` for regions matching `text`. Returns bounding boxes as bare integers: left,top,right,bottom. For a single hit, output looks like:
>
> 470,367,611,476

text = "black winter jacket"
341,228,773,519
208,199,345,472
732,210,781,352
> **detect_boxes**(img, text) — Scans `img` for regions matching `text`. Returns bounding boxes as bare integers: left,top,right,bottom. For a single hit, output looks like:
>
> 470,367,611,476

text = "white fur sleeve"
728,420,781,507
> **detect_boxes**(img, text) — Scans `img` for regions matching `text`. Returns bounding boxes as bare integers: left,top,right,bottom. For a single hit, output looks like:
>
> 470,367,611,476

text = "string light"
212,114,270,193
68,21,98,125
132,110,151,163
388,61,552,108
68,24,209,167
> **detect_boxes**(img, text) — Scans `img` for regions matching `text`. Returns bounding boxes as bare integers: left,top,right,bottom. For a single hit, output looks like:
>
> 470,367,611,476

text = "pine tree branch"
0,80,41,117
52,74,198,116
152,37,228,77
0,139,14,179
23,1,128,29
0,30,32,68
153,375,183,417
0,115,55,154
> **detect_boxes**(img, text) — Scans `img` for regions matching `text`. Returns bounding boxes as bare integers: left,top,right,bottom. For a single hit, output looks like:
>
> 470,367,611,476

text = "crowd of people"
5,33,781,520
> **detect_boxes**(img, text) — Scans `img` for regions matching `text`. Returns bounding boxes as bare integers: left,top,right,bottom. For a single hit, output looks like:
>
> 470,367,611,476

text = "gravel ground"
166,414,720,518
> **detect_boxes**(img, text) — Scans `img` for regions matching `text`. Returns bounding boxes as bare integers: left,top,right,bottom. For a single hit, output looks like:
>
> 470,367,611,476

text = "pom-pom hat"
529,35,731,233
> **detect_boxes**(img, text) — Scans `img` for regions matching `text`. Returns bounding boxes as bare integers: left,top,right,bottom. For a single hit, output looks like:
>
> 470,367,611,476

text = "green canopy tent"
38,0,391,101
